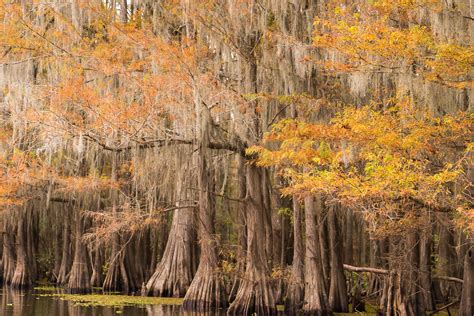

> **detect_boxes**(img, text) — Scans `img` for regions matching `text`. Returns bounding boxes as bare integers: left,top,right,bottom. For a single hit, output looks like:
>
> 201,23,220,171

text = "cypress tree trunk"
229,155,247,302
319,207,330,291
227,165,277,315
146,170,196,297
3,213,16,285
328,205,348,312
182,163,226,310
438,215,461,301
183,82,226,311
145,207,196,297
459,247,474,316
90,241,103,288
103,235,130,292
67,208,91,294
303,196,330,315
285,198,305,314
419,229,435,312
11,207,33,289
271,187,285,304
380,233,426,316
53,206,63,283
57,208,72,286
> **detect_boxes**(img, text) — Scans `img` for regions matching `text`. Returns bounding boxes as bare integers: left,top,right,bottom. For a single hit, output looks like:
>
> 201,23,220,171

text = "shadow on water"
0,287,230,316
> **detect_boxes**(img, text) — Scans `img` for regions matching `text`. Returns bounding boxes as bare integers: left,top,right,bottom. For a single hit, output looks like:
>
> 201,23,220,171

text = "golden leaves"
312,0,473,86
253,99,473,232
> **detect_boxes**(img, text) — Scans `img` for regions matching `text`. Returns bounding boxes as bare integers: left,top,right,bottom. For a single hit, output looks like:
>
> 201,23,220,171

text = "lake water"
0,288,228,316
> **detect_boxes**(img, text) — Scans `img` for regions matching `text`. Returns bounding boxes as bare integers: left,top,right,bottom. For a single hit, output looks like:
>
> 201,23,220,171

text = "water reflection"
0,288,228,316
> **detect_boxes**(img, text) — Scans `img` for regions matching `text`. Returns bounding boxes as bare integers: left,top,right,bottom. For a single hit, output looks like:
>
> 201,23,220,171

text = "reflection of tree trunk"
228,165,276,315
285,198,304,314
303,196,330,315
460,246,474,315
328,205,348,312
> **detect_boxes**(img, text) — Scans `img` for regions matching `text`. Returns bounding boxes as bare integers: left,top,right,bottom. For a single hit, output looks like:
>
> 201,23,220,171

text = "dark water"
0,288,228,316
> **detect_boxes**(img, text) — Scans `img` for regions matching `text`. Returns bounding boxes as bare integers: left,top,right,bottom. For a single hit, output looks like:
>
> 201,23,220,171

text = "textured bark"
11,208,33,289
379,234,428,316
57,209,72,286
183,89,226,310
303,196,330,315
67,209,91,294
328,205,348,312
227,165,277,315
438,215,461,300
319,208,330,291
90,241,103,287
146,172,196,297
53,208,63,282
229,156,247,302
103,235,131,292
2,214,16,285
459,247,474,316
419,230,435,312
270,186,285,304
263,171,274,269
285,198,305,314
145,206,196,297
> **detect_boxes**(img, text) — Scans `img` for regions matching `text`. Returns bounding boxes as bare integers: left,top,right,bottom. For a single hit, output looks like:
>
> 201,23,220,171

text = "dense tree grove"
0,0,472,315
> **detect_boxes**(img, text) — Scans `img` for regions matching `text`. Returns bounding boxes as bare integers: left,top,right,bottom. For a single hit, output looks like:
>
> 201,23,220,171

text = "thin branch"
343,264,389,275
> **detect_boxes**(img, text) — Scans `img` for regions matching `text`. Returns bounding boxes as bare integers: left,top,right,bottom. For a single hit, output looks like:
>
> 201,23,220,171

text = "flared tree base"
182,263,227,312
227,269,277,315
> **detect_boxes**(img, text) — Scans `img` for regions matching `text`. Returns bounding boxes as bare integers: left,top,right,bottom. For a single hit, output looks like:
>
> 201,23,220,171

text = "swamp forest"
0,0,473,315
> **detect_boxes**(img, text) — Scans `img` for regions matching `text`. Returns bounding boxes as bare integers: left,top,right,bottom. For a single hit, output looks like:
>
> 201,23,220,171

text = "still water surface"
0,288,229,316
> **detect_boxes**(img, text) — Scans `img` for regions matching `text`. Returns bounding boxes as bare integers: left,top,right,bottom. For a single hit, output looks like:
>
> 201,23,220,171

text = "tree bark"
459,247,474,315
90,241,103,288
303,195,330,315
2,213,16,285
229,155,247,302
11,207,33,289
285,198,305,314
328,205,348,312
227,165,277,315
183,85,226,310
438,215,461,301
379,234,427,316
67,208,91,294
419,229,435,312
145,170,196,297
57,207,72,286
